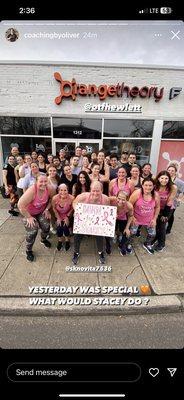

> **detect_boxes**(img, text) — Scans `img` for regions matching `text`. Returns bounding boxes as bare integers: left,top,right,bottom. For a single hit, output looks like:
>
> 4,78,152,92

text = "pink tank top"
27,184,49,216
110,179,131,197
55,195,73,220
117,203,129,221
134,191,156,226
111,198,128,221
156,188,169,210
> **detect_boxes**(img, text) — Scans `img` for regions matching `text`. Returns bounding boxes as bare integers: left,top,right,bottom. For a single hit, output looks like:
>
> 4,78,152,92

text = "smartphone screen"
0,4,183,399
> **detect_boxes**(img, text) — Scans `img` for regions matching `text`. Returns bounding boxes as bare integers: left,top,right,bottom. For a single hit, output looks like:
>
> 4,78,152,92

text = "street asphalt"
0,313,184,348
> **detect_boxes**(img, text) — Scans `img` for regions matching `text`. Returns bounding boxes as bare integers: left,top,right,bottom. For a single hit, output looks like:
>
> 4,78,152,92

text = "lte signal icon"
139,9,148,14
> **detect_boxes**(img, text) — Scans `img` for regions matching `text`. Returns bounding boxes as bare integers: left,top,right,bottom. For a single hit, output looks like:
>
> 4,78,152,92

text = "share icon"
167,368,177,377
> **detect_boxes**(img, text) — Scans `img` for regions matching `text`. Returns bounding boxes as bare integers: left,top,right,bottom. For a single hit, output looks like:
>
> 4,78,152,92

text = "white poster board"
73,203,117,237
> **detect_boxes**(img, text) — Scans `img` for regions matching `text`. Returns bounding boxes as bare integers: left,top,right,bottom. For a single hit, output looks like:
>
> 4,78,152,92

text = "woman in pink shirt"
18,175,53,262
109,167,134,197
153,171,177,252
109,191,134,256
52,184,74,251
129,177,160,254
89,161,108,193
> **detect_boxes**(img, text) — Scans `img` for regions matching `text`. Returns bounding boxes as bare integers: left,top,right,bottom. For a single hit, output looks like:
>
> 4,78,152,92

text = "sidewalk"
0,195,183,315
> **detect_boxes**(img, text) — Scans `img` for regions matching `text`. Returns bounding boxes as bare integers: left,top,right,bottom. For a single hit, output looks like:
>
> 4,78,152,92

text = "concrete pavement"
0,195,184,315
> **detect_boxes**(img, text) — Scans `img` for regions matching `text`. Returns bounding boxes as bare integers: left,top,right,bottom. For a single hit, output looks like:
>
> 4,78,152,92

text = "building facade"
0,61,184,182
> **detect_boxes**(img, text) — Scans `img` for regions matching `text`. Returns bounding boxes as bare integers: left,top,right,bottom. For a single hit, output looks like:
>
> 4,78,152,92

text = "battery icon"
160,7,172,14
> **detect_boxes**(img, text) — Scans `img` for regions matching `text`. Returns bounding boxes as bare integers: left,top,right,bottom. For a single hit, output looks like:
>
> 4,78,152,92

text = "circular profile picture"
5,28,19,42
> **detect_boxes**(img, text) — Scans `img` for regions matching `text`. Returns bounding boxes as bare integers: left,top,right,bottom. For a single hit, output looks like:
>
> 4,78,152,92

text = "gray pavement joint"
0,237,25,280
124,265,141,283
47,248,57,285
133,247,154,291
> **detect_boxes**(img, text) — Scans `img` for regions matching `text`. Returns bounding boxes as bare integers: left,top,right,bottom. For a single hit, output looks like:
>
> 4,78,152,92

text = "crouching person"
18,175,53,262
52,184,74,252
108,190,134,256
129,178,160,254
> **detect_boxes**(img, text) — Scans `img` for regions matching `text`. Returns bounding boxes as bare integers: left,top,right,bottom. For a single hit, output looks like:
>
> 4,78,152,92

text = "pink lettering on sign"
73,203,117,237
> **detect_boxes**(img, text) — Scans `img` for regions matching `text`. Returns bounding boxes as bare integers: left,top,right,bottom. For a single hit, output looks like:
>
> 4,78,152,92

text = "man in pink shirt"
72,181,110,265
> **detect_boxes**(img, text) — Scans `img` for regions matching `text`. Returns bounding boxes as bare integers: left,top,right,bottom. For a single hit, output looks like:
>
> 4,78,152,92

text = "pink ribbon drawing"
75,213,82,223
102,211,113,225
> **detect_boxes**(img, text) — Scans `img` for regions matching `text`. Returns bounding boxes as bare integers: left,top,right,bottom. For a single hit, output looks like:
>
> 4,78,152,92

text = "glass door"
53,139,102,156
77,140,102,154
53,139,76,156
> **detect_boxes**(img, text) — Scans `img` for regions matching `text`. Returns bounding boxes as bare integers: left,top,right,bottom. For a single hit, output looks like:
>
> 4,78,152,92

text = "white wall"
0,63,183,119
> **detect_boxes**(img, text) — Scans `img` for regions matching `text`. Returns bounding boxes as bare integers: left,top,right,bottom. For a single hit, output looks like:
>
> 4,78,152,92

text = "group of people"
2,145,184,264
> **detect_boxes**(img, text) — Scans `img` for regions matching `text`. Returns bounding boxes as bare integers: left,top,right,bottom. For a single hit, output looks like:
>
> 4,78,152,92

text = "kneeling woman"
52,184,74,251
109,191,134,256
129,178,160,254
18,175,53,262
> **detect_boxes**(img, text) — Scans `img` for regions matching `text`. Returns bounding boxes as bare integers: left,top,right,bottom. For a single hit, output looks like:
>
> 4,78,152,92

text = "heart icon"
140,285,151,295
149,368,159,377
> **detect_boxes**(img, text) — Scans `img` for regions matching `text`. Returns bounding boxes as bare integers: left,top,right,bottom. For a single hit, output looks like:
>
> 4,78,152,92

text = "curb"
0,295,182,316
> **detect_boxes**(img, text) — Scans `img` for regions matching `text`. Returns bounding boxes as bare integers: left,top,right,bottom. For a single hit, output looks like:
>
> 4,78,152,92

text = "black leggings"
74,234,104,254
155,214,167,247
106,220,128,251
116,220,129,249
167,209,175,232
57,222,70,237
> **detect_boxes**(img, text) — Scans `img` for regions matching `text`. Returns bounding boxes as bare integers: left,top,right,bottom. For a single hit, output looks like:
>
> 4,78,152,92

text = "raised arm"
72,193,87,210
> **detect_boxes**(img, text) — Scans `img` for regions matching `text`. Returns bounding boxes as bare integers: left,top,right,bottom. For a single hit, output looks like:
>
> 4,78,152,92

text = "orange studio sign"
54,72,164,105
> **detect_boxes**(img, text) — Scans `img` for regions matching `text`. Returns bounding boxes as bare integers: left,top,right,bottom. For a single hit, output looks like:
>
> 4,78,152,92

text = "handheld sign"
73,203,117,237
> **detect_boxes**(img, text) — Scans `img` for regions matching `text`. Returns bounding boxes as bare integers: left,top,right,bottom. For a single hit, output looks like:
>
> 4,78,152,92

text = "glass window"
1,136,52,162
103,119,154,138
0,117,51,136
162,121,184,139
55,142,76,156
53,118,102,139
103,139,151,166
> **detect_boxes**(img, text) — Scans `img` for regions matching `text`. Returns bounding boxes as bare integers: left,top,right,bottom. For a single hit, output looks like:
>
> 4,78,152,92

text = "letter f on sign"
169,87,182,100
